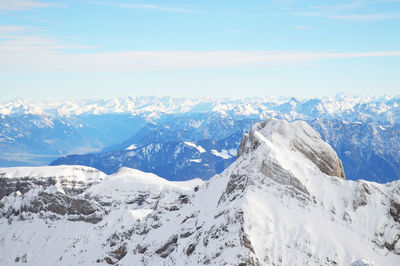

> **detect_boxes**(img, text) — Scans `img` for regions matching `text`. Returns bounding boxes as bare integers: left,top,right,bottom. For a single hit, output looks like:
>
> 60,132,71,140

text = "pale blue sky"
1,0,399,100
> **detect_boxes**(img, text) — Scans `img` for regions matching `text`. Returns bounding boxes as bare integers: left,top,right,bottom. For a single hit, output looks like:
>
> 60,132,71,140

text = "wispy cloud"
1,46,400,72
310,1,366,10
0,24,97,51
92,1,195,13
0,0,63,11
1,23,399,72
227,30,247,33
293,25,308,30
292,0,400,21
328,13,397,20
296,11,398,20
0,25,30,34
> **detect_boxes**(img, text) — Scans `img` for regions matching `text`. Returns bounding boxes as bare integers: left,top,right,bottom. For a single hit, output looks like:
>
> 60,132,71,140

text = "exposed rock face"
0,166,106,224
0,177,88,200
238,118,346,179
0,177,56,200
350,259,375,266
0,189,104,224
1,119,400,265
311,118,400,183
0,166,105,200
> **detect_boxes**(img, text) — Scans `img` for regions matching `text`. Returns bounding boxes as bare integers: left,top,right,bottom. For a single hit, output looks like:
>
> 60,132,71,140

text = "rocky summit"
0,119,399,265
237,118,346,179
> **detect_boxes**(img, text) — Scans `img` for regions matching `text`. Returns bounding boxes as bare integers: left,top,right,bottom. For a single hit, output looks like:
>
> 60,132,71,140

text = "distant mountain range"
1,94,400,182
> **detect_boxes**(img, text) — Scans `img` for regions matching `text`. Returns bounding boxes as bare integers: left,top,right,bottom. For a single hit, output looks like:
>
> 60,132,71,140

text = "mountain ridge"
1,118,399,265
2,95,400,182
1,95,400,123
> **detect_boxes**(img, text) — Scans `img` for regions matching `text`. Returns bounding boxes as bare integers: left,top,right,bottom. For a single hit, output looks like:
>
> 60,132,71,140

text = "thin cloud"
0,24,98,50
0,35,97,50
0,0,63,11
0,25,30,33
293,25,308,30
227,30,247,33
308,0,400,11
293,0,400,21
310,1,366,10
295,11,398,20
1,48,400,72
329,13,397,20
0,25,38,39
92,1,195,13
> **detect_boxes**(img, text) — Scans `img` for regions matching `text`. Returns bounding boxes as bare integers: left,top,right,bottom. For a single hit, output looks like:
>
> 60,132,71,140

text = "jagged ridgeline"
1,119,399,265
2,96,400,183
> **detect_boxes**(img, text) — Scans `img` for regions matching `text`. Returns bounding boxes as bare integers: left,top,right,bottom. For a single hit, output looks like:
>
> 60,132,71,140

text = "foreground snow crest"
1,119,400,265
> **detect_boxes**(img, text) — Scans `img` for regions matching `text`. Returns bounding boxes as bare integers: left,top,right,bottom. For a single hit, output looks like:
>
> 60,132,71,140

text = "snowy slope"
1,118,400,265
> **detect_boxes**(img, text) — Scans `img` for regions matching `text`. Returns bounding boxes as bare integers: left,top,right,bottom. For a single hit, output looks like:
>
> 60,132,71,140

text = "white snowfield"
184,142,206,153
211,149,236,159
0,118,400,265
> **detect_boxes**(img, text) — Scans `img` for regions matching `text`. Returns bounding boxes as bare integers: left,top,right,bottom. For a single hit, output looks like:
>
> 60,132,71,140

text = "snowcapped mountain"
50,126,245,180
51,137,238,181
51,117,400,183
1,119,399,265
2,95,400,182
1,94,399,122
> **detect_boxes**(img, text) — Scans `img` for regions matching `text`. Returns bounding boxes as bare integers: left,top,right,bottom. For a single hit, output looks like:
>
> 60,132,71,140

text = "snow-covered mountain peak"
214,119,400,265
237,118,345,180
108,167,202,191
85,167,201,203
1,95,400,121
